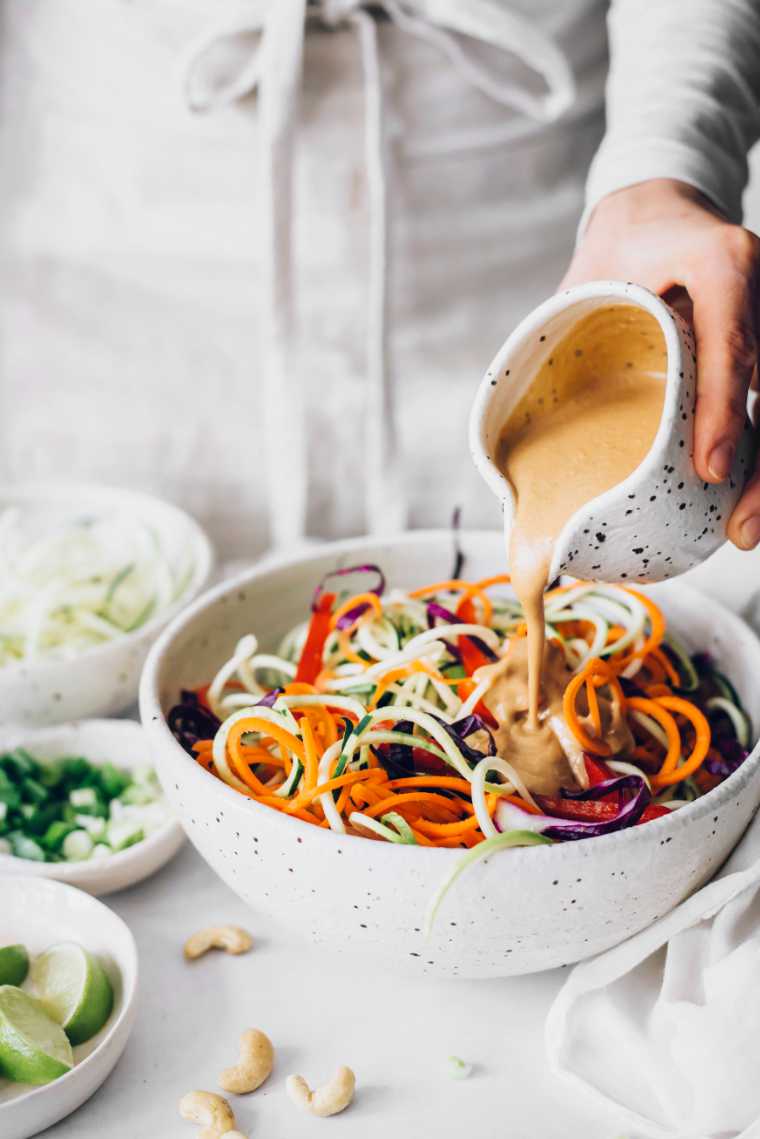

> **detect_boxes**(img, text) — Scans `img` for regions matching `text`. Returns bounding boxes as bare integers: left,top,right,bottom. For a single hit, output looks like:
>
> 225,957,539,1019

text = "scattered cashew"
219,1028,274,1094
286,1066,356,1117
183,925,253,961
178,1090,240,1139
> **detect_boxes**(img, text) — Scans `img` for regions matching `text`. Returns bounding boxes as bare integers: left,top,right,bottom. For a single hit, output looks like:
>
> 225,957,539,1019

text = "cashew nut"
178,1090,240,1139
219,1029,274,1094
183,925,253,961
286,1066,356,1117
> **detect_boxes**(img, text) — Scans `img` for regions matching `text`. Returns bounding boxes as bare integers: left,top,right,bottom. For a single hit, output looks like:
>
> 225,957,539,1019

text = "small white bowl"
469,281,754,584
140,531,760,978
0,719,184,895
0,876,138,1139
0,482,214,728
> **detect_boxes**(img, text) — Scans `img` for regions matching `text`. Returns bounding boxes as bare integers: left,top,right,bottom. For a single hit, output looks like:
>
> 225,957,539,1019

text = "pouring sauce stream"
496,304,667,731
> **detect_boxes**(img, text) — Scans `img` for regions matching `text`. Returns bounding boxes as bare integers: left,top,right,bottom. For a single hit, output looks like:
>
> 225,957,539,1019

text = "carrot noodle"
645,683,672,699
585,676,602,738
563,660,623,756
408,579,474,598
651,696,711,787
617,585,666,663
650,647,682,687
168,570,749,850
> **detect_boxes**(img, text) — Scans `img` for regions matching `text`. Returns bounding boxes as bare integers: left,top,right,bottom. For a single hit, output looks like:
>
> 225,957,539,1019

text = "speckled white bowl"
0,483,213,727
0,876,138,1139
0,719,184,895
139,532,760,978
470,281,754,584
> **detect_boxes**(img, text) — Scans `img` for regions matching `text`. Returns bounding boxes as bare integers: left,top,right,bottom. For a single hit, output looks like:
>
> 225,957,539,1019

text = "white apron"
0,0,608,559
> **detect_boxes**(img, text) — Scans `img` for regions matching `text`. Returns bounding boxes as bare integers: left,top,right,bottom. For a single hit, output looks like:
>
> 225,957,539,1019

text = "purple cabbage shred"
167,690,221,756
311,564,386,628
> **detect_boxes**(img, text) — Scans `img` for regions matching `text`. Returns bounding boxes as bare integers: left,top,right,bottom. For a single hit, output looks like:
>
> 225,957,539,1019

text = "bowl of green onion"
0,482,213,727
0,719,183,895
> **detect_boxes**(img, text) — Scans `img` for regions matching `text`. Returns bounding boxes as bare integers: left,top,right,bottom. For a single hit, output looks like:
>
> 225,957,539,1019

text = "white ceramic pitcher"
469,280,754,584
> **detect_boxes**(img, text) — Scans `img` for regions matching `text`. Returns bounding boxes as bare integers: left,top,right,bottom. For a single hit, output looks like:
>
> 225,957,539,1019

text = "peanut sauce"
490,304,666,791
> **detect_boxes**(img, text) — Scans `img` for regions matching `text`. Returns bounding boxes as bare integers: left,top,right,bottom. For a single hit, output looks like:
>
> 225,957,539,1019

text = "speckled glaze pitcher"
469,281,754,584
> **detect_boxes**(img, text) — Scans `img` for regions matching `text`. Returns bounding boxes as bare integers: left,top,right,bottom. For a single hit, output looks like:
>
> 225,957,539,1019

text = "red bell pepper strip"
459,638,492,676
295,592,335,685
196,683,212,712
456,596,476,622
584,755,614,786
582,755,669,823
410,746,451,776
537,796,620,822
448,595,497,725
538,796,668,825
455,596,494,677
637,803,671,824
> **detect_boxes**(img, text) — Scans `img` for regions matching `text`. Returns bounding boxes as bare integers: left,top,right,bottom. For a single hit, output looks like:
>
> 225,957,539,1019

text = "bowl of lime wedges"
0,876,137,1139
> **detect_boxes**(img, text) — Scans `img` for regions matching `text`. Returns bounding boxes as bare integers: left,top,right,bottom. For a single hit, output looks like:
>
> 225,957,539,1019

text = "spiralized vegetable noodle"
168,565,752,858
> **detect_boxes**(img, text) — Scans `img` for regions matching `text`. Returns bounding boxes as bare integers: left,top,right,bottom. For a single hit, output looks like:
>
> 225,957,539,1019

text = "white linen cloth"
547,804,760,1139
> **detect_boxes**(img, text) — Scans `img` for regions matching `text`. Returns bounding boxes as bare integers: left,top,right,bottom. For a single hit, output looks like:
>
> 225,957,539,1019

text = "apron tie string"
180,0,575,547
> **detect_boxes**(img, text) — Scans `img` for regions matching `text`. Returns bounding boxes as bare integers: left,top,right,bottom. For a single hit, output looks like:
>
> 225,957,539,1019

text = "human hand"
562,178,760,550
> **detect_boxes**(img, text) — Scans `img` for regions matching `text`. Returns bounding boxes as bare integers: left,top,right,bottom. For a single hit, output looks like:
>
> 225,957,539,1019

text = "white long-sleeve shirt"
586,0,760,225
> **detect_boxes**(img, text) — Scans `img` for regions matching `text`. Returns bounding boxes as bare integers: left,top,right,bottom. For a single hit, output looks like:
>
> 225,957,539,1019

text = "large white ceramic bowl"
139,532,760,978
0,719,184,895
0,482,213,727
0,877,138,1139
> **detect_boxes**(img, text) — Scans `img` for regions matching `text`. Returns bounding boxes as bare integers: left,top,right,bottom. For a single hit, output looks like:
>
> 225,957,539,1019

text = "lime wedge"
0,985,73,1084
29,942,113,1046
0,945,29,987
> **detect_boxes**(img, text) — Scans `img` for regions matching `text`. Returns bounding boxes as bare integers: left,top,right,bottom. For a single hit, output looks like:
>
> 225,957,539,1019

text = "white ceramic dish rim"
0,875,138,1112
468,281,686,579
140,530,760,863
0,718,183,880
0,480,214,678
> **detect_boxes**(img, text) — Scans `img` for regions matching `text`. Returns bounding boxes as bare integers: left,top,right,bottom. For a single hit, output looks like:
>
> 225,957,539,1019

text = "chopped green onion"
62,830,94,861
447,1056,472,1080
0,747,168,863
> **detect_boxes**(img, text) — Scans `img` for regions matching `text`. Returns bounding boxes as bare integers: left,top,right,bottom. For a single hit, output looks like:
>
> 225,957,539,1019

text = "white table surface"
35,546,759,1139
35,839,627,1139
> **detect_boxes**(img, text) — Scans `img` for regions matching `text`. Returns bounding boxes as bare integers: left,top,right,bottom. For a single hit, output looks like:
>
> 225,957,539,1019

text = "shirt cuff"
577,135,745,242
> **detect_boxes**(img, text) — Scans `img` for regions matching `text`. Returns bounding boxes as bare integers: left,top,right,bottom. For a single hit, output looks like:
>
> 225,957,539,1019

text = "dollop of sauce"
480,638,634,795
480,638,574,795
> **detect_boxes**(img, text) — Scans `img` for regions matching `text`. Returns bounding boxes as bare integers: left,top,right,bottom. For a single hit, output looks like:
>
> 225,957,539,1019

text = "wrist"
589,179,719,231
